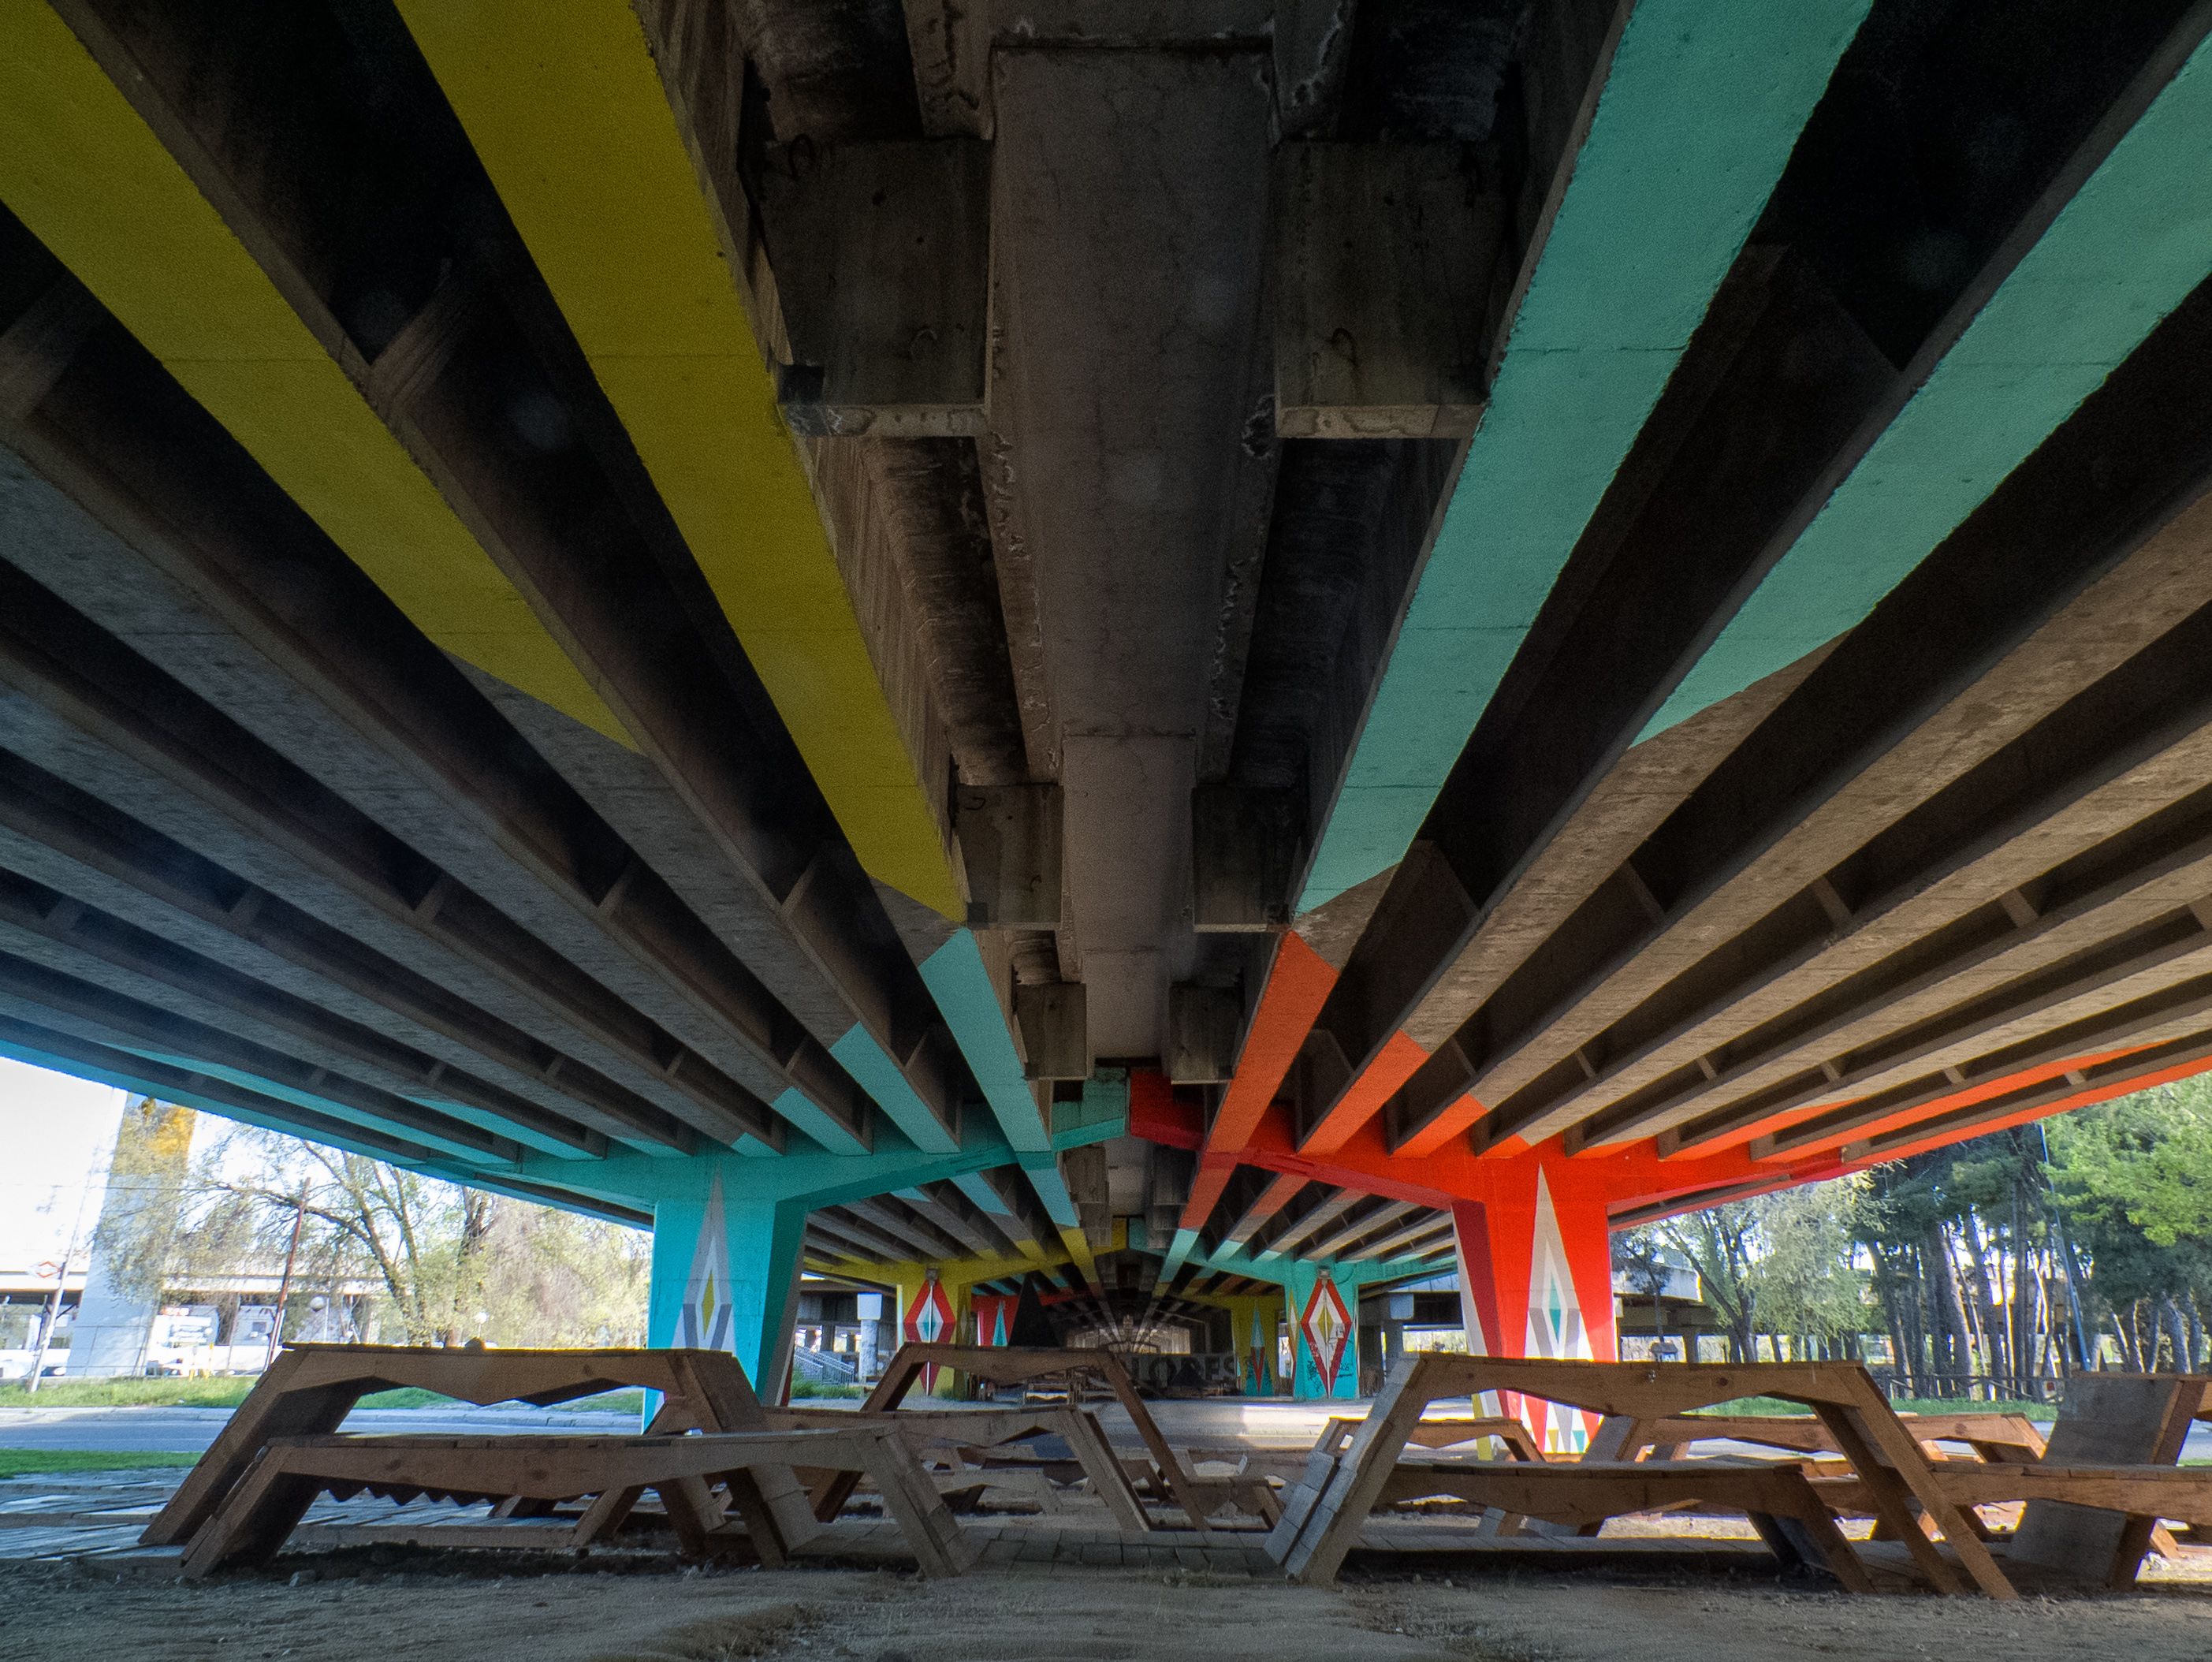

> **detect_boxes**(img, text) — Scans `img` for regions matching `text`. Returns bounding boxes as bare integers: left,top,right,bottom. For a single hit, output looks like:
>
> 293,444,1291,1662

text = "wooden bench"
1268,1355,2016,1595
147,1345,810,1559
1316,1414,1547,1463
179,1425,973,1578
1617,1410,2046,1465
1376,1454,1873,1589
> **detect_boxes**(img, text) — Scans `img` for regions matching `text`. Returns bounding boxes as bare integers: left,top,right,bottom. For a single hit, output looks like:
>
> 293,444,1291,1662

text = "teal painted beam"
919,930,1048,1151
136,1052,520,1168
1158,1224,1201,1284
768,1083,866,1158
1179,1239,1433,1289
949,1168,1018,1221
1646,31,2212,738
0,1031,508,1177
1018,1153,1078,1229
512,1090,1126,1216
829,1026,956,1155
1299,0,1872,910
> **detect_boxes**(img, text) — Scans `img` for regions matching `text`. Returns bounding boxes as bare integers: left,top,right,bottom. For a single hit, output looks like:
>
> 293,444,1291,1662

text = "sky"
0,1057,125,1270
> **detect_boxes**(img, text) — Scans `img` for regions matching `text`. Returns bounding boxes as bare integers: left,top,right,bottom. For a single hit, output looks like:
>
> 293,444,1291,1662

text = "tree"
130,1125,650,1349
2045,1081,2212,1371
1745,1178,1869,1359
1648,1202,1759,1362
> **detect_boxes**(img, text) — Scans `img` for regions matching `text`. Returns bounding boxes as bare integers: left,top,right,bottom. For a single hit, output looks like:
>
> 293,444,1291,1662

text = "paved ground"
6,1395,2212,1662
0,1395,1357,1455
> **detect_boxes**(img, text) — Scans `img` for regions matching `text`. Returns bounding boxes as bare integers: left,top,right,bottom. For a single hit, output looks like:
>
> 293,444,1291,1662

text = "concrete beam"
955,784,1062,928
758,139,989,437
1273,143,1502,438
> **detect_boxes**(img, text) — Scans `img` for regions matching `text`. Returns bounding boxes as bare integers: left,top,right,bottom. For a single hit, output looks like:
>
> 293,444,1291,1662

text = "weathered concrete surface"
987,47,1275,1055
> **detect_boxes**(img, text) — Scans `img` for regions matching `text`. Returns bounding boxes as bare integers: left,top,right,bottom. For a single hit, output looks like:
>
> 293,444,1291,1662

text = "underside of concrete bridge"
6,0,2212,1401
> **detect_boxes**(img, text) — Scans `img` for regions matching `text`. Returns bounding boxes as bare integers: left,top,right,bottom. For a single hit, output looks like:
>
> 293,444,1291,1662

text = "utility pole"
263,1188,309,1373
25,1156,99,1396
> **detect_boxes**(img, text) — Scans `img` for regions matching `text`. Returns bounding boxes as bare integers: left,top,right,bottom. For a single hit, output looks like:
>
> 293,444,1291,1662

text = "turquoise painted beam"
1179,1239,1436,1289
829,1026,955,1155
511,1090,1126,1216
918,932,1048,1152
0,1031,503,1174
1645,32,2212,739
1299,0,1872,910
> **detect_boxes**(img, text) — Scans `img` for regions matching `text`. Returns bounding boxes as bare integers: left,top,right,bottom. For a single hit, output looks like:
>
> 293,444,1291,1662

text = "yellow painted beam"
394,1,963,918
831,1247,1062,1291
0,1,627,746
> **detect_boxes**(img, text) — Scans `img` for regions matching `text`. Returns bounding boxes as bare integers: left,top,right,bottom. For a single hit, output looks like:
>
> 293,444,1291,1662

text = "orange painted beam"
1392,1077,1492,1159
1173,932,1336,1232
1298,1030,1428,1155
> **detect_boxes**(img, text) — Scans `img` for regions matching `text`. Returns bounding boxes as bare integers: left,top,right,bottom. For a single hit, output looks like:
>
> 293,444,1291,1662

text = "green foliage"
1745,1177,1871,1344
2047,1079,2212,1269
0,1448,200,1478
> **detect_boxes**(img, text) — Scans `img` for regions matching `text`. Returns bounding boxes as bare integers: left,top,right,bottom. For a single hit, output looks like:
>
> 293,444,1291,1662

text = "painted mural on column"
673,1172,733,1351
1521,1168,1596,1451
1298,1268,1353,1396
1450,1162,1617,1451
904,1269,955,1392
971,1293,1012,1347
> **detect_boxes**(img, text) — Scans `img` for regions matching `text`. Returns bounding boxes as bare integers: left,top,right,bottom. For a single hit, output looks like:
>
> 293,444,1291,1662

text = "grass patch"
1,1376,862,1413
0,1377,256,1410
788,1379,864,1400
1700,1394,2055,1420
1888,1396,2055,1420
0,1448,201,1478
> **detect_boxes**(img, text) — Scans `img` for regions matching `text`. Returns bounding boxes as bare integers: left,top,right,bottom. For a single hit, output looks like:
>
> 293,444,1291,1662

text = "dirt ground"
8,1556,2212,1662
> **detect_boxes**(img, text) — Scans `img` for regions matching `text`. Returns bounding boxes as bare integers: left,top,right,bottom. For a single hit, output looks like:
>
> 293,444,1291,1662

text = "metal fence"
791,1346,859,1387
1871,1371,2068,1405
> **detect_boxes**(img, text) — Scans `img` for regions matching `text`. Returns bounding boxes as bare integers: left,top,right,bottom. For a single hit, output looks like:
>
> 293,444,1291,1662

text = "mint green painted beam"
829,1026,955,1155
0,1032,499,1179
1645,32,2212,739
512,1091,1125,1215
1299,0,1872,911
919,930,1049,1152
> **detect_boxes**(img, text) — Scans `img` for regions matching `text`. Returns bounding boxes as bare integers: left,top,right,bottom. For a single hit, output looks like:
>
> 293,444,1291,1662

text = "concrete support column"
1276,1260,1361,1400
648,1175,807,1402
897,1266,975,1396
1451,1157,1617,1450
1212,1292,1284,1395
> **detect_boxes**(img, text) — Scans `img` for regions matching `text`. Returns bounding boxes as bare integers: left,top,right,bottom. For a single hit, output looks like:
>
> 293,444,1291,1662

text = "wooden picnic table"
1268,1355,2017,1594
143,1344,808,1552
778,1400,1154,1532
817,1343,1276,1529
179,1425,972,1578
